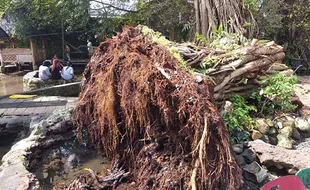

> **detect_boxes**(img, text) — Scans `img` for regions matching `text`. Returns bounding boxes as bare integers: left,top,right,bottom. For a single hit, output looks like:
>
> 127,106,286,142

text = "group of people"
38,55,74,81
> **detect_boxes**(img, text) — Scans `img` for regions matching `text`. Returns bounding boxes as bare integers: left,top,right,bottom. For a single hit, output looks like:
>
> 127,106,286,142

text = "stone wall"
23,71,81,91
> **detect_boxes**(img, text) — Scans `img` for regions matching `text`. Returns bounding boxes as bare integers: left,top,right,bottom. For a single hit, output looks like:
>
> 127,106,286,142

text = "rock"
235,155,246,167
249,140,310,171
277,134,293,149
23,70,81,91
232,144,244,154
240,180,260,190
290,95,303,109
242,161,268,184
251,130,263,140
275,122,283,129
195,75,203,83
279,126,293,137
287,168,298,175
292,128,301,140
295,117,310,132
0,109,74,190
265,119,274,127
268,136,277,145
241,149,256,163
299,106,310,118
220,101,233,115
282,120,294,129
260,135,269,144
268,127,277,135
255,119,270,134
295,138,310,152
64,154,80,172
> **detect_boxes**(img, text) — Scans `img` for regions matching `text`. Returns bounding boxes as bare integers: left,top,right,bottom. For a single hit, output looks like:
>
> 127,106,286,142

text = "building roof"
0,26,9,39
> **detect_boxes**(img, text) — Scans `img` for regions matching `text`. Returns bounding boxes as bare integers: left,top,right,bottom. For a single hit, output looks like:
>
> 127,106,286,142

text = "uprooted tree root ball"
73,26,241,189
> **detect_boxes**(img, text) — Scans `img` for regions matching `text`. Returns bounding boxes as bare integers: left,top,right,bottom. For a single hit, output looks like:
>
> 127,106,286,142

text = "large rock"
265,119,274,127
277,134,293,149
299,106,310,118
279,126,293,137
232,144,244,154
292,128,301,140
249,140,310,171
254,119,270,134
251,130,263,140
23,71,81,91
295,117,310,132
242,161,268,184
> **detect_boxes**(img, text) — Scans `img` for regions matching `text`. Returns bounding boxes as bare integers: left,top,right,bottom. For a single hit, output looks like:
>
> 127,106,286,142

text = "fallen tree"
73,26,242,189
70,26,291,190
139,26,288,101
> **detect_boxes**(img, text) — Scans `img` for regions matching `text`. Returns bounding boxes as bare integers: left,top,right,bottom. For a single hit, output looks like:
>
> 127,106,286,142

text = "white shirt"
61,66,74,80
38,65,51,80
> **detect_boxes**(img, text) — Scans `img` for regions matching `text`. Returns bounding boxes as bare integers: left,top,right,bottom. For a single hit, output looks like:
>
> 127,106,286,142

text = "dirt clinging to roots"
73,26,242,189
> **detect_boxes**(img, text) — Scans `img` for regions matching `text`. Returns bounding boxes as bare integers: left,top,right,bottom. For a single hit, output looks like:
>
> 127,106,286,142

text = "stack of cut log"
174,40,293,100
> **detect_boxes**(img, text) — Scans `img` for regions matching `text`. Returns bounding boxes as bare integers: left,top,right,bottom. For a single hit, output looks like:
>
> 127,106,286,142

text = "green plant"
250,73,298,115
222,94,257,144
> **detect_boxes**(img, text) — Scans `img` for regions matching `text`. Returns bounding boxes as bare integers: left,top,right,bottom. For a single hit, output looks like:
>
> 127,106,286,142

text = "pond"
0,66,85,97
0,73,24,96
34,139,110,190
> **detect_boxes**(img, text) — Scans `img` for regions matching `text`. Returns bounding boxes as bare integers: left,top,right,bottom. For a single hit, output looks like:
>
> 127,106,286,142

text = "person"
61,61,74,80
87,40,93,57
38,60,52,80
50,59,62,80
52,54,58,63
65,45,71,61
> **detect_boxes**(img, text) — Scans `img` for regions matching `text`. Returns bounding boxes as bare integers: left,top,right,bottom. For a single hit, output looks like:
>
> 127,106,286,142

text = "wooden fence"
2,48,33,64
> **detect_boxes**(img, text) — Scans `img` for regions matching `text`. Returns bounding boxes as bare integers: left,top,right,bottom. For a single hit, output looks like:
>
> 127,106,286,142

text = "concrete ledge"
23,71,81,91
0,82,81,100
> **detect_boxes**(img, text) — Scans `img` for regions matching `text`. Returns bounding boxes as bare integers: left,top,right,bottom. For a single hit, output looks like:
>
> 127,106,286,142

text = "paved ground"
0,96,78,116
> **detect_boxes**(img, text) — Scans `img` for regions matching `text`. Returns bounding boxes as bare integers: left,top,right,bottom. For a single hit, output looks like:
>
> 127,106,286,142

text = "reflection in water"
35,140,110,190
0,74,24,96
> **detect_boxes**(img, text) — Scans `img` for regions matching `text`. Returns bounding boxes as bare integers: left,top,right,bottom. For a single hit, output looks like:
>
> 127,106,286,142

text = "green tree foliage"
250,73,298,115
253,0,310,61
3,0,89,38
222,95,256,144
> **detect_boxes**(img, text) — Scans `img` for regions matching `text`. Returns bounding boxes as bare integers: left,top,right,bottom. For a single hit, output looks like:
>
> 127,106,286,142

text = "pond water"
0,73,24,96
0,66,85,97
34,139,110,190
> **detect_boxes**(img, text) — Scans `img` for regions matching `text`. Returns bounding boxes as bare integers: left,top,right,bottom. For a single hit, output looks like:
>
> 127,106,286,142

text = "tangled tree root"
73,26,241,189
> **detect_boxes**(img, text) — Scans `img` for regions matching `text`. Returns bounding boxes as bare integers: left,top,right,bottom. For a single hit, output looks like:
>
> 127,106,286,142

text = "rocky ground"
232,76,310,189
0,109,75,190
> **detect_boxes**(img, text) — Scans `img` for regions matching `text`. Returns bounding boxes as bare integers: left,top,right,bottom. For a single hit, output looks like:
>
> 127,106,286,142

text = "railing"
2,48,33,64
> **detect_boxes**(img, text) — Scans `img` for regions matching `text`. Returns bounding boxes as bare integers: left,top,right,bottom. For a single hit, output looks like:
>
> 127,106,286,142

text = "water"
0,74,24,96
0,66,85,97
34,140,110,190
0,126,30,164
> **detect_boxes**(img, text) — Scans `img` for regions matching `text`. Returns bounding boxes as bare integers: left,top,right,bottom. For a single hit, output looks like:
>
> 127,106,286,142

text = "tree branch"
90,0,136,13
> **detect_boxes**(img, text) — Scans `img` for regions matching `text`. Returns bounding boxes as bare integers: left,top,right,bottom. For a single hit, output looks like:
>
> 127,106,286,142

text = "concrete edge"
0,82,81,100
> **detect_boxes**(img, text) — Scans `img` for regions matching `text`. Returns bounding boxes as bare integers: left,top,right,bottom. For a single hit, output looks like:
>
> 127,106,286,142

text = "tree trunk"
30,39,38,70
194,0,246,40
0,49,4,73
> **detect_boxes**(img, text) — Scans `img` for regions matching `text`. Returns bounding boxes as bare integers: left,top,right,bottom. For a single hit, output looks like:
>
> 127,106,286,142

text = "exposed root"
73,26,241,189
